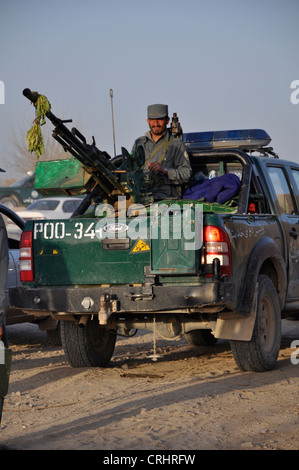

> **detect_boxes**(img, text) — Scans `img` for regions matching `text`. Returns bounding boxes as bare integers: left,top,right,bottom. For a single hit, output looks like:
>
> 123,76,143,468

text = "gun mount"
23,88,148,212
171,112,183,139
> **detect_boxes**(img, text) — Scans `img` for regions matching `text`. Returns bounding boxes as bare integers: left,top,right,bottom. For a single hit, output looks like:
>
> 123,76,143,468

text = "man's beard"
150,124,166,135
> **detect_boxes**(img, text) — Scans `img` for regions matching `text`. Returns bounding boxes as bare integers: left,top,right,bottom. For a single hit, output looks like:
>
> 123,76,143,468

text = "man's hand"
0,326,3,341
148,162,167,174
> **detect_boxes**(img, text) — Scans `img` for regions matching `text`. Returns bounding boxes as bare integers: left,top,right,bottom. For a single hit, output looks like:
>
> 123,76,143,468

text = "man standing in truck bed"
132,104,192,200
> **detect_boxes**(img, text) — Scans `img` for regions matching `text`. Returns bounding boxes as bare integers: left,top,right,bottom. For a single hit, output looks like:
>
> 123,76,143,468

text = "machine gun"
23,88,147,213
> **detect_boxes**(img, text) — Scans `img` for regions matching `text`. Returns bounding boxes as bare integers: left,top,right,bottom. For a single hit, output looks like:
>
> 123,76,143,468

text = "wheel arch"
0,193,22,208
236,237,287,316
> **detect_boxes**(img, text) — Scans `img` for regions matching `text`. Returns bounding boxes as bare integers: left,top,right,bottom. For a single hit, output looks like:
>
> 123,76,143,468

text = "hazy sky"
0,0,298,183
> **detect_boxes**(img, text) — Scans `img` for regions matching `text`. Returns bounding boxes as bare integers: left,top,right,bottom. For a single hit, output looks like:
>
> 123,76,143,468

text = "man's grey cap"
147,104,168,119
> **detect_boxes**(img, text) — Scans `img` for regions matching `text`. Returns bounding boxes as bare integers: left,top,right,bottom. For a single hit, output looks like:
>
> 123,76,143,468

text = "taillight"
19,231,34,282
204,226,231,277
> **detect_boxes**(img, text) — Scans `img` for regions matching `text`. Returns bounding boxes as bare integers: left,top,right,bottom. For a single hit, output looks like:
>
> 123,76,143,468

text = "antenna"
109,89,116,157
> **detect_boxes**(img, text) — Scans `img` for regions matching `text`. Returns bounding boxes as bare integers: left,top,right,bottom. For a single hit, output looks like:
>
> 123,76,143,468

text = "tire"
230,275,281,372
0,196,20,209
60,318,116,368
185,329,217,347
46,322,61,346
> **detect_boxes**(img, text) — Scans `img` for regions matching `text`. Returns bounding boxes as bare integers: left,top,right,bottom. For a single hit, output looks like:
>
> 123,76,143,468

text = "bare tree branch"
5,109,73,177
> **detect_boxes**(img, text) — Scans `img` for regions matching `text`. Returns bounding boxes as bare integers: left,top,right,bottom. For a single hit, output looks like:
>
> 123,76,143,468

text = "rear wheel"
185,329,217,347
61,318,116,367
0,196,20,209
230,275,281,372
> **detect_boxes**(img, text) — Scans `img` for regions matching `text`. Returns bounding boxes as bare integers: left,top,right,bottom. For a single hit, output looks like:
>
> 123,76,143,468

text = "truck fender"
236,237,286,316
214,237,287,341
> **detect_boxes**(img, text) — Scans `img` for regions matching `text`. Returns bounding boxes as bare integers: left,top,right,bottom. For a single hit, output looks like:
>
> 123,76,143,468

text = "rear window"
189,155,243,182
62,200,81,213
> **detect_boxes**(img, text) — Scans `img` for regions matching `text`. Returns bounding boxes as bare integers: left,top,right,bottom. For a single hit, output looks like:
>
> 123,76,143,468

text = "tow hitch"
98,293,118,325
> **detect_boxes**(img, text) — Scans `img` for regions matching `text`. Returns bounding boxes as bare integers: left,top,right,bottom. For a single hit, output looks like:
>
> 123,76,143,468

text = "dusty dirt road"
1,320,298,450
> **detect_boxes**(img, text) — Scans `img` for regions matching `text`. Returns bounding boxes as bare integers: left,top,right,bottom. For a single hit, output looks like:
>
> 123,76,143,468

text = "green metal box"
34,158,92,196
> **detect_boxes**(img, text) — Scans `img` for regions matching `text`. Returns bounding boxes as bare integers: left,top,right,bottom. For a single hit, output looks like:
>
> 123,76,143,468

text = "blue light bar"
183,129,271,150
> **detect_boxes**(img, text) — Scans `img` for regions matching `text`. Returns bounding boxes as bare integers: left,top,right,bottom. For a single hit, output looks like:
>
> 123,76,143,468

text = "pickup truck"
9,124,299,372
0,172,41,209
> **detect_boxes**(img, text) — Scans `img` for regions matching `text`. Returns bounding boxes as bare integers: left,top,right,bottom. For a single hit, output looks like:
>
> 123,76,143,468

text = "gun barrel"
23,88,38,104
23,88,63,127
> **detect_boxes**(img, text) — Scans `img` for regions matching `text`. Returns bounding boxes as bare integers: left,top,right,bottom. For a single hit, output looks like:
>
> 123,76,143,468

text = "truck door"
266,164,299,304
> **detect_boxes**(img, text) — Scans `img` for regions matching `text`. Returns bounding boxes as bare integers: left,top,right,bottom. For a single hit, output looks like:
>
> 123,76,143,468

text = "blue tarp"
182,174,241,204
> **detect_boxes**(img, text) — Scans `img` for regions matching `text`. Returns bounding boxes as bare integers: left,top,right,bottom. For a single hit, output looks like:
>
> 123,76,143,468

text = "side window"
267,166,296,215
290,169,299,201
62,200,81,213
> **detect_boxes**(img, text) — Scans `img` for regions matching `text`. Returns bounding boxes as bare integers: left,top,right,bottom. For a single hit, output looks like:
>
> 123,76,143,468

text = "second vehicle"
6,196,83,239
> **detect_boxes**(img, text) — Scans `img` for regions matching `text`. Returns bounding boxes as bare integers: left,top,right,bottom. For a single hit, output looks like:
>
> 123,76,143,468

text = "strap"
143,137,174,168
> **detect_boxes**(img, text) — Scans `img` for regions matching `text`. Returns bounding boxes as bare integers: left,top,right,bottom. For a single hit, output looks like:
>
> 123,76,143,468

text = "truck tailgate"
31,219,150,285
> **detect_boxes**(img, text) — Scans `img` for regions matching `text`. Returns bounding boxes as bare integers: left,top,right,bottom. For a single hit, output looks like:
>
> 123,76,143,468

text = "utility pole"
110,89,116,157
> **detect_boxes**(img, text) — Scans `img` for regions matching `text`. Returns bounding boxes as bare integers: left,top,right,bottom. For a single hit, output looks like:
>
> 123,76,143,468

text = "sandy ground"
0,320,298,451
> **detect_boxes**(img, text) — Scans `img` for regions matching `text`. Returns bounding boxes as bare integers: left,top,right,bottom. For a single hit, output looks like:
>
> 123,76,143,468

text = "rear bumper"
9,281,235,316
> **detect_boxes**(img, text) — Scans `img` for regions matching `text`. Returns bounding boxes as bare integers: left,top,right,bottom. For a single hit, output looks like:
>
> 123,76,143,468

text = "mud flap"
214,284,258,341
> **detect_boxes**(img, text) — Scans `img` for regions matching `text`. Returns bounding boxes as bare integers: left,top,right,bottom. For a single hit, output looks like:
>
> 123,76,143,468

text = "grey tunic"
132,129,192,199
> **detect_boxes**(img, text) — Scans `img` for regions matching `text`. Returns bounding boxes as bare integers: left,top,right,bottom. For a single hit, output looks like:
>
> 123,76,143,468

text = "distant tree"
3,100,84,183
7,120,71,176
